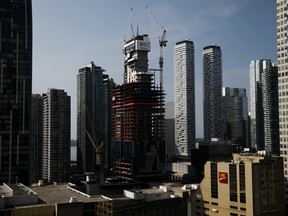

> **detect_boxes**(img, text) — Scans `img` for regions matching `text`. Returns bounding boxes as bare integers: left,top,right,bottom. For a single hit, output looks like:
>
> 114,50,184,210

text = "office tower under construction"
112,34,165,180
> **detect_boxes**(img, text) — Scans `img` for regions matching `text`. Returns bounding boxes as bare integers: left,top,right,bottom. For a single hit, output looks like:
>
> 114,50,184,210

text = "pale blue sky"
32,0,277,139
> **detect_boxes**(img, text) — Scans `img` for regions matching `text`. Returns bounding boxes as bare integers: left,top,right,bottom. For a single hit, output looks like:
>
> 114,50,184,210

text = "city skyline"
32,0,277,139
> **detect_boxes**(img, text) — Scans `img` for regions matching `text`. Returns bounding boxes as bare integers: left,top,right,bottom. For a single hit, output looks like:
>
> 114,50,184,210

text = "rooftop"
0,183,36,197
29,183,107,204
124,182,189,198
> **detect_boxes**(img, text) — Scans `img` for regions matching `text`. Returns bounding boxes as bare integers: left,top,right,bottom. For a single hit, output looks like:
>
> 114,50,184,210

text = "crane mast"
146,5,167,88
84,103,105,184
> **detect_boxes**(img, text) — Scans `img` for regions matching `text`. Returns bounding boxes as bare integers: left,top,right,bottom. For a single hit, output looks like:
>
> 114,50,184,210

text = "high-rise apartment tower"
42,89,70,183
262,62,279,154
31,94,44,183
77,62,113,177
249,59,279,154
0,0,33,184
203,45,223,142
277,0,288,202
174,40,195,157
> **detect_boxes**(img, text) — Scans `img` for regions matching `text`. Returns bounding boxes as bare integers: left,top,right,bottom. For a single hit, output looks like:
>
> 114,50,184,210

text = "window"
229,164,237,202
239,164,246,203
211,163,218,198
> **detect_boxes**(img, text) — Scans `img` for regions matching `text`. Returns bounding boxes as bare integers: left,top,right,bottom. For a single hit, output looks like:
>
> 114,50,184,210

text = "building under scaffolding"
112,34,165,180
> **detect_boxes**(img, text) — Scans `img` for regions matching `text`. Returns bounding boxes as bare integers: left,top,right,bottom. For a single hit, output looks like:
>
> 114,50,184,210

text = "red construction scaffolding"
112,73,165,180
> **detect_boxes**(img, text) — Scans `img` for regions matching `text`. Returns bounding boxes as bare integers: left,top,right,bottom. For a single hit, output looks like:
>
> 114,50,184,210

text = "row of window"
279,117,288,122
279,105,288,110
280,144,288,148
279,130,288,135
280,137,288,142
278,65,288,71
195,206,246,215
277,0,287,7
277,6,288,14
278,77,288,84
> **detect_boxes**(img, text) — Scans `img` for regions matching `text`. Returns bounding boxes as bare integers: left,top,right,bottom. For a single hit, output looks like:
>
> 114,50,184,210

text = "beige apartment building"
277,0,288,203
191,151,286,215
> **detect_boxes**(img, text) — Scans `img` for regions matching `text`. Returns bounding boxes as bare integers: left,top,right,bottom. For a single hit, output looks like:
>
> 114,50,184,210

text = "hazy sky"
32,0,277,139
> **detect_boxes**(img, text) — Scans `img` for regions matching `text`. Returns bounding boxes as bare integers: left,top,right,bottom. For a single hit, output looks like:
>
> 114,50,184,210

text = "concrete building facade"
276,0,288,203
174,40,195,157
203,45,223,142
191,151,286,215
42,89,71,183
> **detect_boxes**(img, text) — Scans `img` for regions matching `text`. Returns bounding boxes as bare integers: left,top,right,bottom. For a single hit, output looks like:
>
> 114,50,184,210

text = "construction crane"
146,5,167,88
124,8,138,42
84,102,105,185
85,129,105,184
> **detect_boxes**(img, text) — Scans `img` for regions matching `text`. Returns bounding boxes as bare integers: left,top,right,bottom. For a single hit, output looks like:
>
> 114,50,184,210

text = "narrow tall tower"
77,62,106,174
42,89,71,183
262,62,279,154
249,59,279,154
222,87,248,147
249,59,266,150
31,94,44,183
0,0,33,184
277,0,288,203
174,40,195,157
203,45,223,142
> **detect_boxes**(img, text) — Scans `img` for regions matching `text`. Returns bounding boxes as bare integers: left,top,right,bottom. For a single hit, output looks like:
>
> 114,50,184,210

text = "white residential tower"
174,40,195,157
